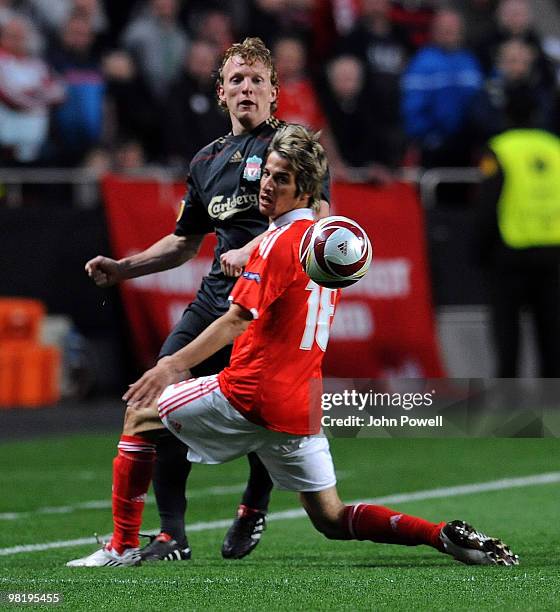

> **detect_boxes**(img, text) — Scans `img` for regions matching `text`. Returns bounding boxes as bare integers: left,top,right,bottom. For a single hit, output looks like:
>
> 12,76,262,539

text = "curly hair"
216,37,279,113
269,125,327,212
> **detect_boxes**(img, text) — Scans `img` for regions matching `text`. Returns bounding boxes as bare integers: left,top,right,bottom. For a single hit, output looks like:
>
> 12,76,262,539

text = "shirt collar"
269,208,314,230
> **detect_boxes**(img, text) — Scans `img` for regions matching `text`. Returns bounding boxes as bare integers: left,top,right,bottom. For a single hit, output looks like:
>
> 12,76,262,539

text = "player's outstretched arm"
85,255,123,288
123,303,253,405
85,233,205,287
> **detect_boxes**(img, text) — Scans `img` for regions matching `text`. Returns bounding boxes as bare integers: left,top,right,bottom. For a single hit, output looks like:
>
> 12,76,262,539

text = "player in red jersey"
84,38,332,563
68,125,518,567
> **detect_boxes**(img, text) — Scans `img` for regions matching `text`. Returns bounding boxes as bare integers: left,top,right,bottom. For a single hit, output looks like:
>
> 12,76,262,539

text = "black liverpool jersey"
174,117,330,317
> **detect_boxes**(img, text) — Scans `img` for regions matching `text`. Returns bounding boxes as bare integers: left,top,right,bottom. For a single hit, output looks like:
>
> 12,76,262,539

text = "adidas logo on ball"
299,216,373,289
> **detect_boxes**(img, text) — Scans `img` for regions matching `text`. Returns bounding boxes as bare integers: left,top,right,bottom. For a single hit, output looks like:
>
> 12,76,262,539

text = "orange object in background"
0,298,45,343
0,299,61,408
0,347,17,405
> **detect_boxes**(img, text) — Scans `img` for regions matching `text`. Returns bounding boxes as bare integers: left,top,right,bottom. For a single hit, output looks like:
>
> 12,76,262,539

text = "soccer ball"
299,216,372,289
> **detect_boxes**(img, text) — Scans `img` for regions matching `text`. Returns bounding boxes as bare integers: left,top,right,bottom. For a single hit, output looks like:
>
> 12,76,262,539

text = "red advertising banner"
102,176,444,377
325,182,444,377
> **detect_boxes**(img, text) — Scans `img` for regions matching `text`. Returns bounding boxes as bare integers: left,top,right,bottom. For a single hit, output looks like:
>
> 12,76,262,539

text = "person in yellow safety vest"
473,83,560,377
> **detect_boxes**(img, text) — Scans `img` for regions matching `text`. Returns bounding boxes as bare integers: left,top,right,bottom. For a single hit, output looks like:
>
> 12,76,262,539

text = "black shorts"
158,304,232,377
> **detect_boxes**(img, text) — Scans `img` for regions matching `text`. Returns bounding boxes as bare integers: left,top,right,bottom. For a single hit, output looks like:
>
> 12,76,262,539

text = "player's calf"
66,434,157,568
111,435,156,553
301,490,519,566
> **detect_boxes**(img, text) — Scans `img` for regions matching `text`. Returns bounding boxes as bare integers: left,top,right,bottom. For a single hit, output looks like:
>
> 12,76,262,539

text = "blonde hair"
269,124,327,212
216,37,279,112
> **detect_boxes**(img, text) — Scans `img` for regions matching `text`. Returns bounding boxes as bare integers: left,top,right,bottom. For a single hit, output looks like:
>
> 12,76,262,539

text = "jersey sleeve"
230,232,298,319
174,171,213,236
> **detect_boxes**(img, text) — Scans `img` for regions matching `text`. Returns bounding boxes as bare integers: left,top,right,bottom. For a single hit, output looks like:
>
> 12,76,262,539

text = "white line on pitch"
0,485,245,521
0,471,558,556
0,471,353,522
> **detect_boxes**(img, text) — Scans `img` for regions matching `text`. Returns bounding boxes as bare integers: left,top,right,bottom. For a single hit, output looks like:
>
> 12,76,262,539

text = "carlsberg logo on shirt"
208,194,257,220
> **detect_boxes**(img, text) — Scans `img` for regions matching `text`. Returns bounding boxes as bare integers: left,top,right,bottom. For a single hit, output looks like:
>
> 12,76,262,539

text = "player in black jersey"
75,38,330,566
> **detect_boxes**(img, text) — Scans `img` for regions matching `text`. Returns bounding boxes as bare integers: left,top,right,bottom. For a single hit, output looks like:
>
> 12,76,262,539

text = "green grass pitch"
0,434,558,610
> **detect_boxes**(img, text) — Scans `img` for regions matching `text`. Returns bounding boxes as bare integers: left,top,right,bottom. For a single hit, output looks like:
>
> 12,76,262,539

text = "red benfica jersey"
218,209,339,435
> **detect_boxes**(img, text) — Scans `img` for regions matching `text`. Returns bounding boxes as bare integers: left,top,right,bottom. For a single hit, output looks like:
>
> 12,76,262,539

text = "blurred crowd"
1,0,560,181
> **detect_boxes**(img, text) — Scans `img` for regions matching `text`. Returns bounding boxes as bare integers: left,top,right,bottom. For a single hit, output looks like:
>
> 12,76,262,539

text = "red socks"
110,435,156,554
344,504,445,551
109,437,444,554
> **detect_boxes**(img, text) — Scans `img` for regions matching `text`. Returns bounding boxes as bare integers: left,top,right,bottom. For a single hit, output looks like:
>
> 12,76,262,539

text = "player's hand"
85,255,122,287
220,248,248,277
122,357,184,406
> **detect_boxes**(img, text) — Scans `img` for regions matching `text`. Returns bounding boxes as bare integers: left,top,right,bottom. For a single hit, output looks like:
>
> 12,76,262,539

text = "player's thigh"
123,399,164,436
159,306,232,376
158,377,262,463
256,435,337,493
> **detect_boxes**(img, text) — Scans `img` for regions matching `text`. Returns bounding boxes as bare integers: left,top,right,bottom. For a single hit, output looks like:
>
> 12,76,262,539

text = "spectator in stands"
113,139,149,174
475,0,555,88
122,0,189,101
26,0,108,46
179,0,243,38
0,0,26,27
0,0,43,54
389,0,438,51
292,0,362,65
339,0,408,75
317,0,361,38
194,9,234,54
0,16,64,164
311,0,361,52
102,49,161,161
531,0,560,77
163,39,229,170
473,86,560,376
242,0,316,48
81,145,111,174
101,1,142,48
0,0,15,22
273,35,325,131
319,54,395,183
447,0,500,50
79,139,156,207
337,0,408,159
469,38,555,151
401,8,483,169
48,14,105,165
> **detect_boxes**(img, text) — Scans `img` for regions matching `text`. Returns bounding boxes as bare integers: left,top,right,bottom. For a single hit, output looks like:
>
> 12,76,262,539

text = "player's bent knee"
122,401,163,436
307,513,345,540
300,490,347,540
